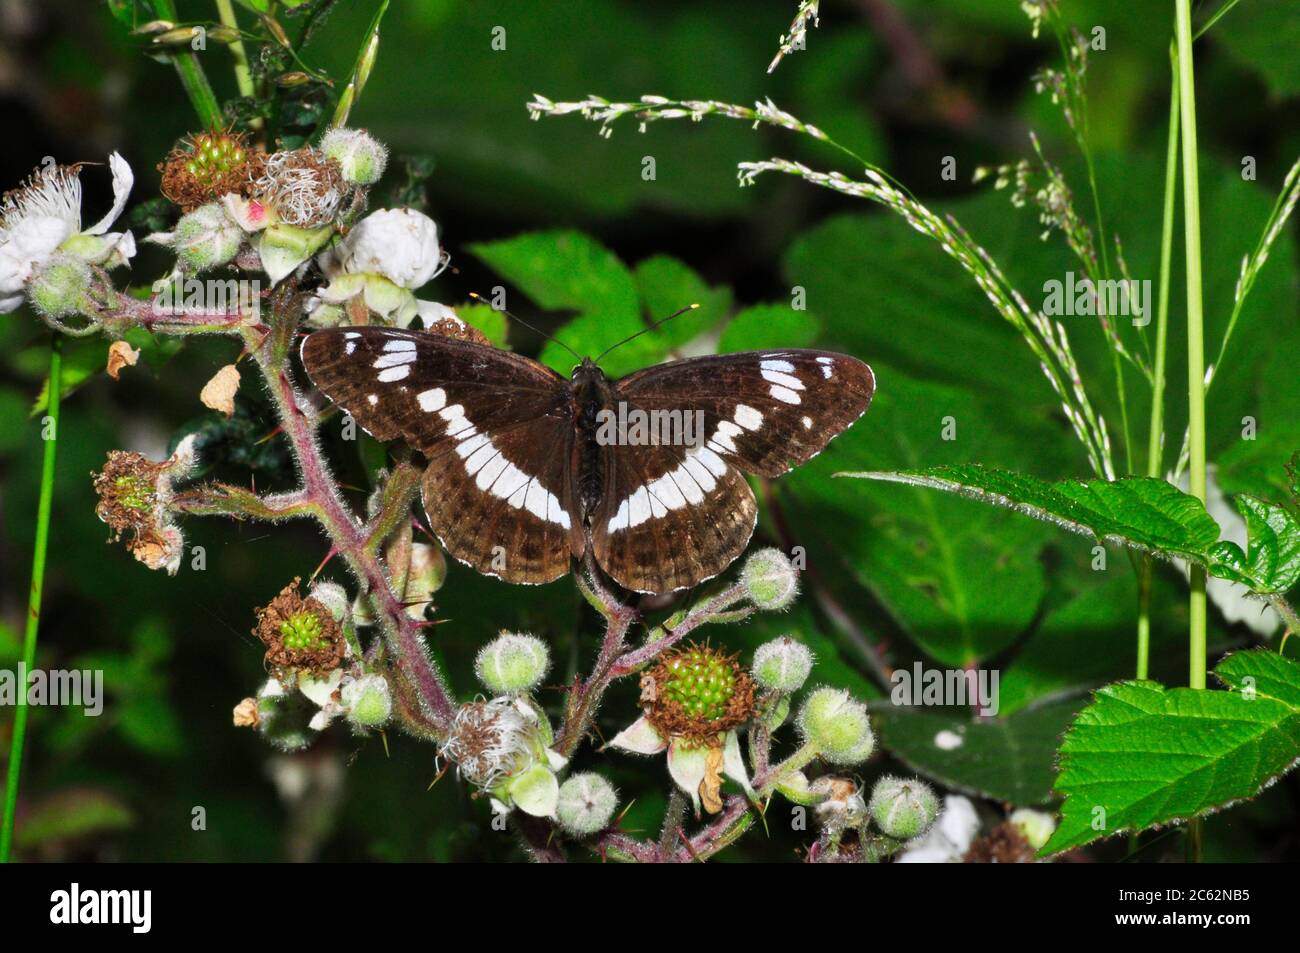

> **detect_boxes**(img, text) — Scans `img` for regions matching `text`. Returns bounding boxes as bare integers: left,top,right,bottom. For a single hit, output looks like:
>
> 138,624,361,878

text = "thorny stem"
238,321,455,734
0,335,61,864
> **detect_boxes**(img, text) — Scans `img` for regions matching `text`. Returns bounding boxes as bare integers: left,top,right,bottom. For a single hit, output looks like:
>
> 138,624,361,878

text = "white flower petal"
298,668,343,708
608,715,667,755
895,795,979,863
416,299,466,329
341,208,441,289
85,152,133,236
722,730,754,795
667,739,709,813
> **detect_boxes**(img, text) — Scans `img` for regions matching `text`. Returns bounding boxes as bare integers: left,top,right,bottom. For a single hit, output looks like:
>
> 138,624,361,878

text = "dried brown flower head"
644,643,755,746
93,450,166,539
159,130,266,212
253,578,346,679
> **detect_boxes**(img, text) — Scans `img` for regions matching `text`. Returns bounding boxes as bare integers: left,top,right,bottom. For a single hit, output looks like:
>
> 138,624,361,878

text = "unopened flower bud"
340,208,442,289
320,127,388,186
798,687,874,764
752,636,813,693
28,252,94,317
152,202,243,273
342,673,392,729
556,773,619,836
475,632,550,695
1010,808,1056,851
869,776,938,839
741,547,799,610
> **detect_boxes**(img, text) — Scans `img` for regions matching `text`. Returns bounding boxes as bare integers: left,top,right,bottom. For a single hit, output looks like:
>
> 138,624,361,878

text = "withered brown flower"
253,578,346,680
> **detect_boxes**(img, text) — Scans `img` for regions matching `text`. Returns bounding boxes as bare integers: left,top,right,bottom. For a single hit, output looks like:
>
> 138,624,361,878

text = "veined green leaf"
1042,650,1300,855
843,464,1300,594
1208,495,1300,594
468,230,645,376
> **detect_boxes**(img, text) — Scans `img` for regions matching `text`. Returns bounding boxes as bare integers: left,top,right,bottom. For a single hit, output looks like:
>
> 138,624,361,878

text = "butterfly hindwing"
614,349,875,478
300,327,582,584
591,438,757,594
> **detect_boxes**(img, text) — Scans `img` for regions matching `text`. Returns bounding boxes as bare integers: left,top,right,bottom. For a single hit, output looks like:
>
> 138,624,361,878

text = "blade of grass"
332,0,389,128
0,335,62,864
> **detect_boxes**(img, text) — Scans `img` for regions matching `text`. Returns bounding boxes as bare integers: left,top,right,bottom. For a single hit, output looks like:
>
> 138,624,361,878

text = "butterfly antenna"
593,303,699,365
466,292,582,361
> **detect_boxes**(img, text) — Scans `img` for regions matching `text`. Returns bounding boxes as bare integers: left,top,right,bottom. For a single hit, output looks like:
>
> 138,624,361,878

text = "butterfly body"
301,327,874,594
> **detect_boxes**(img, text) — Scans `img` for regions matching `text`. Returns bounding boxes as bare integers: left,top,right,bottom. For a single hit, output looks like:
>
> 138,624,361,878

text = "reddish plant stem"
605,584,749,679
245,326,455,734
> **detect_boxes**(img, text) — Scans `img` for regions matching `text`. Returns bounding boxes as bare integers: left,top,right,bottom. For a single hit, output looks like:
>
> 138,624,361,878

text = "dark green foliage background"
0,0,1296,861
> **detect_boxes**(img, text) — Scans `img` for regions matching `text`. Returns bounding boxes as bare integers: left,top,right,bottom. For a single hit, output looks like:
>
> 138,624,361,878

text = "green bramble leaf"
1042,650,1300,856
1207,496,1300,594
717,303,820,352
875,698,1080,805
468,230,644,376
842,464,1300,595
632,255,730,352
452,301,510,348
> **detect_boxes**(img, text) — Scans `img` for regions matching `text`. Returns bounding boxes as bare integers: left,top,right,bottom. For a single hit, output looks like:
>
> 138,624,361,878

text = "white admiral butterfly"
301,326,874,593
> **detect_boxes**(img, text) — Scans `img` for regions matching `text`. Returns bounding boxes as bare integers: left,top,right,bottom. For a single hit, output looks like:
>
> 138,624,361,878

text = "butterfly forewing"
614,350,875,478
300,327,582,584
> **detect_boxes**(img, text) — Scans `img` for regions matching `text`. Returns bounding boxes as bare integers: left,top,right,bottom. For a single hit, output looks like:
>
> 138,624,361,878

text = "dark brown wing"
300,327,581,585
588,348,873,593
614,349,875,478
591,440,757,594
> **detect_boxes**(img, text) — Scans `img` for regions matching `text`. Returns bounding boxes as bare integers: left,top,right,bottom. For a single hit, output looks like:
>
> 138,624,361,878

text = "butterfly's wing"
592,349,874,593
300,327,581,585
592,440,759,594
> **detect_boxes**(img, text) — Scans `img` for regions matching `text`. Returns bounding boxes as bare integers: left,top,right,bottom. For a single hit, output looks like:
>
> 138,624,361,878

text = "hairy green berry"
646,643,755,744
475,632,550,694
868,775,938,839
556,773,619,836
798,687,875,764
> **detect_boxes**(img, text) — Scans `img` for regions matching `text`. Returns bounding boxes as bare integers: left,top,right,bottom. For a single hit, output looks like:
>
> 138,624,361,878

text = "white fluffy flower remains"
0,152,135,312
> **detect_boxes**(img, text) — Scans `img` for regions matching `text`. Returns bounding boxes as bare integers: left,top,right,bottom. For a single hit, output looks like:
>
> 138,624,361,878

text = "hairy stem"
241,323,455,734
1,335,62,863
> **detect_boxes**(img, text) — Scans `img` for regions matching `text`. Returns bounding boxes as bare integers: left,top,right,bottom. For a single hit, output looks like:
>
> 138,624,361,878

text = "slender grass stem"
0,335,62,864
1174,0,1207,693
1137,58,1182,681
1175,0,1207,864
214,0,259,130
154,0,222,129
